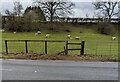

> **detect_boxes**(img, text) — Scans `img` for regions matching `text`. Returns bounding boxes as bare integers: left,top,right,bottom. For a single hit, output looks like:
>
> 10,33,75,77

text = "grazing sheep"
2,29,5,32
35,33,38,36
112,37,116,40
37,31,41,34
46,34,50,38
13,32,16,34
67,34,71,38
75,36,80,40
0,29,5,32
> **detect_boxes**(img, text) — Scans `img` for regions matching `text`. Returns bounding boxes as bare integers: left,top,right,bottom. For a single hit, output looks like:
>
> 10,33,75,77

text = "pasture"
2,29,118,60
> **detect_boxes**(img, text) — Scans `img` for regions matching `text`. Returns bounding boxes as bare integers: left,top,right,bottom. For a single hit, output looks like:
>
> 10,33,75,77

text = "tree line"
3,0,120,22
1,0,120,32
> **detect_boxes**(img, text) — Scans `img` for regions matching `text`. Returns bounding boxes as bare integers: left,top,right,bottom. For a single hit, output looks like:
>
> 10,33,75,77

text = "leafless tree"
13,1,23,16
5,1,23,16
5,10,13,16
85,13,89,22
33,0,75,22
118,1,120,18
93,1,119,22
4,1,24,31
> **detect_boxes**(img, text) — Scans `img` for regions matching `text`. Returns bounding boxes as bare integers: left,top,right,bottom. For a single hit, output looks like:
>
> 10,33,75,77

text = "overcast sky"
0,0,119,18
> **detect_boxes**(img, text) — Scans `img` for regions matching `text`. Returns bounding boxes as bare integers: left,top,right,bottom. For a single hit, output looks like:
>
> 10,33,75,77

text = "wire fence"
84,40,118,56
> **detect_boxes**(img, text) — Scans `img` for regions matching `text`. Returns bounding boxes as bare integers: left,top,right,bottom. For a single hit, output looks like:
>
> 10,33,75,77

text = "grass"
1,25,118,61
2,53,118,62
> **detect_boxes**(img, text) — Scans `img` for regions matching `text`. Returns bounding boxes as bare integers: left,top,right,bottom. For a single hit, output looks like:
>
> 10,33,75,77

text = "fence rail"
5,40,67,42
65,41,85,55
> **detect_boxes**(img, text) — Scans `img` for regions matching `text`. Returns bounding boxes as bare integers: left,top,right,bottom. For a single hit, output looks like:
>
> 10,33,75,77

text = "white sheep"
37,31,41,34
0,30,2,32
75,36,80,40
46,34,50,38
112,36,116,40
67,34,71,38
35,33,38,36
0,29,5,32
13,32,16,34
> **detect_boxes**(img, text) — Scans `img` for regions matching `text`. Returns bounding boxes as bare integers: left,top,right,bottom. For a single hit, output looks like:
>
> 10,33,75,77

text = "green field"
2,29,118,59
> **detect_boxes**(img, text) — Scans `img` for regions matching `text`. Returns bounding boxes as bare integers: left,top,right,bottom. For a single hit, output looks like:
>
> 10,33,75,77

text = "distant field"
2,29,118,60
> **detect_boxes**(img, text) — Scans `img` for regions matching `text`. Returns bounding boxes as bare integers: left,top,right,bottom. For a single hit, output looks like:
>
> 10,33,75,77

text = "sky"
0,0,119,18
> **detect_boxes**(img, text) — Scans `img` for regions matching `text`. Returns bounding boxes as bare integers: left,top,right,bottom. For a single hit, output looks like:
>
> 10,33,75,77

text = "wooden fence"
65,41,85,55
4,40,85,55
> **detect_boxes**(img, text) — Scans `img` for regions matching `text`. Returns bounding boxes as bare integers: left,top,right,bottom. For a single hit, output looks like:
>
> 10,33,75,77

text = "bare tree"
5,10,13,16
118,1,120,18
13,1,23,16
4,1,24,31
85,13,89,22
5,1,23,16
33,0,75,22
93,1,119,22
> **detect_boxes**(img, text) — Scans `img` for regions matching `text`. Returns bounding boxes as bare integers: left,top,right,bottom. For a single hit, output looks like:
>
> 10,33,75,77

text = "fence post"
25,40,28,53
5,40,8,54
81,41,85,55
109,41,112,55
45,41,47,54
65,41,68,55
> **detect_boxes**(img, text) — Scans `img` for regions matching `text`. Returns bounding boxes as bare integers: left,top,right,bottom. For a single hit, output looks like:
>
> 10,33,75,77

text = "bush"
65,29,71,32
4,17,35,32
49,27,54,31
97,22,115,35
5,19,23,32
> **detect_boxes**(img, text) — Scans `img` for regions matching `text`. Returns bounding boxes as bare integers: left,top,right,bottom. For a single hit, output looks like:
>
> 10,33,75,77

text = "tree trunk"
50,14,53,22
108,15,111,22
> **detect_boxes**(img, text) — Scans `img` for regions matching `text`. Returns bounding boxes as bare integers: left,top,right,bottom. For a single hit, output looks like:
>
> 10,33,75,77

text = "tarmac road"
1,59,118,80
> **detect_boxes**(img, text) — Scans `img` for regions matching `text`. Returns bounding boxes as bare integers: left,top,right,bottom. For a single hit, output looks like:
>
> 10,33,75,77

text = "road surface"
1,59,118,80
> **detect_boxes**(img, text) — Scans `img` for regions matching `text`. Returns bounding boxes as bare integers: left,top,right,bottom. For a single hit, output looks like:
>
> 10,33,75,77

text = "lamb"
67,34,71,38
37,31,41,34
0,29,5,32
13,32,16,34
46,34,50,38
112,36,116,40
35,31,41,36
75,36,80,40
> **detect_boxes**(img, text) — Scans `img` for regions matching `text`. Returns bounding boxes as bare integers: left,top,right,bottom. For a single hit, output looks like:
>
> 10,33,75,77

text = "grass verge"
1,53,118,62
